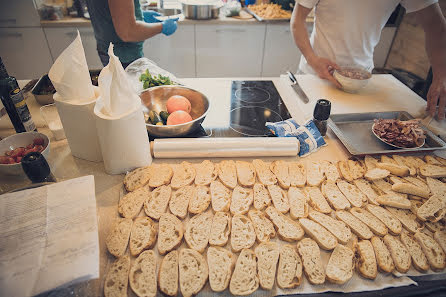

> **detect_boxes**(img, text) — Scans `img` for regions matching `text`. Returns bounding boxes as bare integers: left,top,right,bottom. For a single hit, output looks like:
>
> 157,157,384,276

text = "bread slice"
426,221,445,233
158,213,183,255
355,240,377,279
179,249,208,297
158,250,178,296
277,244,303,289
309,210,352,244
255,242,280,290
288,187,309,219
217,160,237,189
229,249,259,295
231,214,256,252
268,184,290,213
104,255,131,297
253,159,277,186
336,180,366,208
393,155,417,175
209,211,231,246
385,207,422,234
335,210,373,240
106,218,132,257
419,164,446,178
434,230,446,253
348,159,366,180
371,179,394,195
207,246,234,292
248,209,275,243
383,234,411,273
414,231,446,271
144,185,172,220
370,236,394,273
321,160,340,183
321,181,351,210
376,162,410,177
305,186,332,213
364,155,379,170
416,195,446,222
148,164,173,188
349,207,387,236
230,186,253,215
169,185,193,219
405,156,427,169
289,161,306,187
124,166,152,192
307,161,326,186
194,160,217,186
402,176,430,193
265,206,305,242
189,185,211,214
185,211,213,253
425,155,444,166
325,244,354,284
391,183,430,199
129,250,157,297
338,160,353,182
366,204,402,235
270,160,290,189
171,161,196,190
299,218,338,250
118,186,150,219
381,155,397,164
376,193,411,209
129,217,157,257
353,179,380,205
426,177,446,196
400,231,429,272
253,183,271,211
236,160,256,187
210,180,231,212
436,155,446,166
365,168,390,181
297,238,325,285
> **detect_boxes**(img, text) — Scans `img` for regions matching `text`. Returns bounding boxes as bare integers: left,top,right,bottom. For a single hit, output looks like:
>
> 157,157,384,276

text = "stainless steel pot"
180,0,223,20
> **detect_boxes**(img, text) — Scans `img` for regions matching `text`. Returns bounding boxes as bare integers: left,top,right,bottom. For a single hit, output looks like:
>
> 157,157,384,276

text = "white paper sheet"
0,176,99,297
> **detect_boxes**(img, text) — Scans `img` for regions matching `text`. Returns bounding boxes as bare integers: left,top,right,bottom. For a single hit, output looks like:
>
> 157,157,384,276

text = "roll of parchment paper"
152,137,299,158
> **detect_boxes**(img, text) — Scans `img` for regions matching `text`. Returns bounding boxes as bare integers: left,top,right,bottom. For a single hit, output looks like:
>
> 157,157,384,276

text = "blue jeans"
98,50,132,69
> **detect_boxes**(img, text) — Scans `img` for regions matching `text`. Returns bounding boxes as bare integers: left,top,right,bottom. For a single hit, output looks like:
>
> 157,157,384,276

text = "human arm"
412,3,446,120
290,4,341,88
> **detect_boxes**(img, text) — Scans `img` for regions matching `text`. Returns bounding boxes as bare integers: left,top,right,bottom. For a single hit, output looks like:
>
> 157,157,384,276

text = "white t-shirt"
298,0,438,74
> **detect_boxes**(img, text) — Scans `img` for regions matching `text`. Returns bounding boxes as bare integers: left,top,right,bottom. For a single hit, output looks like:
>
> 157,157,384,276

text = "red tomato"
10,147,25,158
16,156,22,163
6,157,15,164
33,138,44,146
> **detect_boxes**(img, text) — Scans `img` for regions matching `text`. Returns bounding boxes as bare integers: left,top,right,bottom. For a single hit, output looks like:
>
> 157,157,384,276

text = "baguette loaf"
289,161,306,187
335,210,373,240
299,218,338,250
350,207,388,237
414,231,446,271
426,177,446,196
383,234,411,273
129,250,157,297
209,211,231,246
348,159,366,180
185,211,213,253
326,244,354,284
118,186,150,219
158,213,183,255
336,180,367,208
376,162,410,177
385,207,422,234
255,242,280,290
129,217,157,257
248,209,276,243
305,186,332,214
391,182,430,199
392,155,416,175
253,183,271,211
419,164,446,178
253,159,277,186
364,155,379,170
230,186,253,215
194,160,217,186
236,160,256,187
371,236,395,273
416,195,446,222
321,160,340,183
179,249,208,297
353,179,380,205
189,185,211,214
265,206,305,242
207,246,234,292
104,255,131,297
231,214,256,252
400,231,429,272
277,244,303,289
144,185,172,220
288,186,309,219
307,161,326,186
270,160,291,189
124,166,152,192
229,249,259,295
321,181,351,210
217,160,237,189
171,161,196,189
148,164,173,188
297,238,325,285
355,240,377,279
268,184,290,213
366,204,402,235
106,218,132,257
210,180,231,212
309,210,352,244
169,185,193,219
376,193,411,209
365,168,390,181
338,160,353,182
158,250,178,296
434,230,446,254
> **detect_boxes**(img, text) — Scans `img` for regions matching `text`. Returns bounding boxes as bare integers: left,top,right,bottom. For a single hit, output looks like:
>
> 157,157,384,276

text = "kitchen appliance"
287,71,309,103
179,0,223,19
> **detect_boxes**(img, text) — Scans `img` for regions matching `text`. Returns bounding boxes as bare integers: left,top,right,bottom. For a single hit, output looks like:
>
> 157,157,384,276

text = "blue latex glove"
143,10,162,23
161,18,179,36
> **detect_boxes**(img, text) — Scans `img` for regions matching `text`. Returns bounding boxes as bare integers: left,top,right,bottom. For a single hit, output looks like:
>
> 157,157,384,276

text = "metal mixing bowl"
140,85,210,137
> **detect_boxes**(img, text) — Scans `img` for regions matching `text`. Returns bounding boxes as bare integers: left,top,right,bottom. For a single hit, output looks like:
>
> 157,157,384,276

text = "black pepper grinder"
313,99,331,136
21,152,57,183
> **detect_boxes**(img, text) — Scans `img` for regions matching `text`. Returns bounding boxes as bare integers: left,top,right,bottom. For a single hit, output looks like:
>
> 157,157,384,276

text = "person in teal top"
86,0,178,68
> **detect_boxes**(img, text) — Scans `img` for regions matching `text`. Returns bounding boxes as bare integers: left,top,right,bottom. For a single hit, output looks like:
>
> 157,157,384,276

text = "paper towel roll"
94,102,152,175
152,137,299,158
54,92,103,162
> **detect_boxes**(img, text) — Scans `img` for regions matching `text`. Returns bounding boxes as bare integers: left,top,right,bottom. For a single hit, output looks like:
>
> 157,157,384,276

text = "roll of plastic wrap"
152,137,299,158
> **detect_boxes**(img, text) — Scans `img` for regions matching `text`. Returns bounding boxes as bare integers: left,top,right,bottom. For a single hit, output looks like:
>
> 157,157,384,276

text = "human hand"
308,56,341,88
161,18,179,36
143,10,162,23
426,73,446,120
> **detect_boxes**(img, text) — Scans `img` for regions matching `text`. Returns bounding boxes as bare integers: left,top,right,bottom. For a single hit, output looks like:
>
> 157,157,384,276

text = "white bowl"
333,67,372,93
0,132,50,176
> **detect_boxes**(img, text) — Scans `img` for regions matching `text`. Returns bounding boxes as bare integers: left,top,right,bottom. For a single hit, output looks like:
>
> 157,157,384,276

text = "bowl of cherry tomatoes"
0,131,50,176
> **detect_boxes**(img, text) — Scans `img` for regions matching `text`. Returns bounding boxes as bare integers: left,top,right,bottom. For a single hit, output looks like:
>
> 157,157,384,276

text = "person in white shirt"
291,0,446,119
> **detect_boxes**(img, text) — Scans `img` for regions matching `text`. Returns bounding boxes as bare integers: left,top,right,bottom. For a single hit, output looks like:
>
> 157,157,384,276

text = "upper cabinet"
0,0,41,27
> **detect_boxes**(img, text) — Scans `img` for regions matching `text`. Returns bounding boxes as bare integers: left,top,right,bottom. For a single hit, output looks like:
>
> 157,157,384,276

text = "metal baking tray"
245,8,291,21
328,111,446,155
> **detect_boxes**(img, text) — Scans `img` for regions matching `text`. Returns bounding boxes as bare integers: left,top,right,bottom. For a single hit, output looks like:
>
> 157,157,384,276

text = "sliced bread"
248,209,276,243
124,166,152,192
129,217,157,257
288,186,309,219
335,210,373,240
434,230,446,254
179,249,208,297
265,206,305,242
144,185,172,220
425,221,445,233
104,255,131,297
236,160,256,187
416,195,446,222
425,155,444,166
297,238,325,285
217,160,237,189
381,155,397,164
376,193,411,209
194,160,217,186
364,155,379,170
148,164,173,188
385,207,422,234
157,213,183,255
402,176,430,193
336,180,367,208
189,185,211,214
106,218,132,257
255,242,280,290
321,181,351,210
268,184,290,213
277,244,303,289
325,244,354,284
350,207,388,237
348,159,366,180
169,185,193,219
207,246,234,292
209,211,231,246
253,159,277,186
393,155,416,175
436,156,446,166
365,168,390,181
353,179,380,205
414,231,446,271
321,160,340,183
338,160,354,182
405,156,427,169
158,250,178,296
370,236,394,273
309,210,352,244
231,214,256,252
383,234,412,273
391,182,430,199
376,162,410,177
118,185,150,219
400,231,429,272
307,161,326,186
129,250,157,297
289,161,306,187
184,211,213,253
299,218,338,250
366,204,402,235
171,161,196,189
210,180,231,212
270,160,291,189
305,186,332,214
426,177,446,196
253,183,271,211
229,249,259,295
355,240,377,279
230,186,253,215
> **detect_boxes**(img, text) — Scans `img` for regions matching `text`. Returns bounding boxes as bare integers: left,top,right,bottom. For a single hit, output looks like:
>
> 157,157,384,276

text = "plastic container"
40,104,66,140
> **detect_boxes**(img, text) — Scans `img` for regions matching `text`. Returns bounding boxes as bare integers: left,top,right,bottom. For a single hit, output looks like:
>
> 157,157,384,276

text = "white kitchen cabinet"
262,23,301,77
196,24,266,78
0,28,53,79
0,0,41,27
143,24,195,78
373,27,396,68
44,27,103,70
